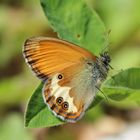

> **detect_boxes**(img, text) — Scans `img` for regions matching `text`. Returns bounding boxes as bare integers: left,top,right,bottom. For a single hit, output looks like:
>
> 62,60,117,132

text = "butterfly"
23,37,111,123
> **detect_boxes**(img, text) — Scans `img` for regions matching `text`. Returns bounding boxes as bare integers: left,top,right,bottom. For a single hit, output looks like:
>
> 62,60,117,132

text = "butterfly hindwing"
42,63,97,122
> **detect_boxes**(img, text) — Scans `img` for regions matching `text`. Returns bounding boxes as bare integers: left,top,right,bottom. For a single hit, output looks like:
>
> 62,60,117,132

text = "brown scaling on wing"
57,62,84,87
43,78,52,100
43,78,64,115
69,88,84,111
43,79,61,114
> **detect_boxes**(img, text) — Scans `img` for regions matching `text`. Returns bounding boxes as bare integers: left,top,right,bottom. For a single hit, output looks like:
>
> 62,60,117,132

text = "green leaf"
102,68,140,108
25,83,64,128
41,0,106,55
25,0,107,128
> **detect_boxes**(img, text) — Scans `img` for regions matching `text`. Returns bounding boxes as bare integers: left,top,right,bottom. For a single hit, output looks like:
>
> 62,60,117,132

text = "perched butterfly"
23,37,111,123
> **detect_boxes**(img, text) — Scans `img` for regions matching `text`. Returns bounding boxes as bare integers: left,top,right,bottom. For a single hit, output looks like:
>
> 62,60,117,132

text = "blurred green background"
0,0,140,140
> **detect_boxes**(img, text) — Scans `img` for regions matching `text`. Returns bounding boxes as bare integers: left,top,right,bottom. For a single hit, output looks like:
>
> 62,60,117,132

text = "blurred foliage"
0,114,34,140
0,0,140,139
0,0,46,108
96,0,140,49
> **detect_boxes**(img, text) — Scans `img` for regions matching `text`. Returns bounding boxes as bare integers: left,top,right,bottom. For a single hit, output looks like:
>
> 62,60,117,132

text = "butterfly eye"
62,102,69,111
87,62,93,66
57,74,63,80
56,97,63,105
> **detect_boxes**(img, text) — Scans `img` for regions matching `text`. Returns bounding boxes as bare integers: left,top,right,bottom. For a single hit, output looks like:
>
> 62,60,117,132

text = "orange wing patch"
23,37,96,80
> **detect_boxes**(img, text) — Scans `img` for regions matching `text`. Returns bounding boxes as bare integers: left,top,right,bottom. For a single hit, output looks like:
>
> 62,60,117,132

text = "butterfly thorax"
92,52,111,87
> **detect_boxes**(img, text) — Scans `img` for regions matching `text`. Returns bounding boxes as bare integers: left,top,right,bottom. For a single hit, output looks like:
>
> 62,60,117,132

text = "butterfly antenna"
101,29,112,54
109,64,113,69
95,86,109,103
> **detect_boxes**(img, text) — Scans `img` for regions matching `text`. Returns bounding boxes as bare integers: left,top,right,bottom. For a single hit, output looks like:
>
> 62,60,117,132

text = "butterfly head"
99,52,111,68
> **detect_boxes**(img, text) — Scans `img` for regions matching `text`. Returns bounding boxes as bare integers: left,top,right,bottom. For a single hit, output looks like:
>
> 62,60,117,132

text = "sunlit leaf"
41,0,106,55
102,68,140,108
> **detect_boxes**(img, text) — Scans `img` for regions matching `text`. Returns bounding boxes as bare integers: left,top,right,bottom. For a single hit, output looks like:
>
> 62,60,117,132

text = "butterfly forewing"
23,37,96,80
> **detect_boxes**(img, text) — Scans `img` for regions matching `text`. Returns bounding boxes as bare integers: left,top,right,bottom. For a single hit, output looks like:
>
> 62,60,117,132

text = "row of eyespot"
56,74,69,110
56,97,69,111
